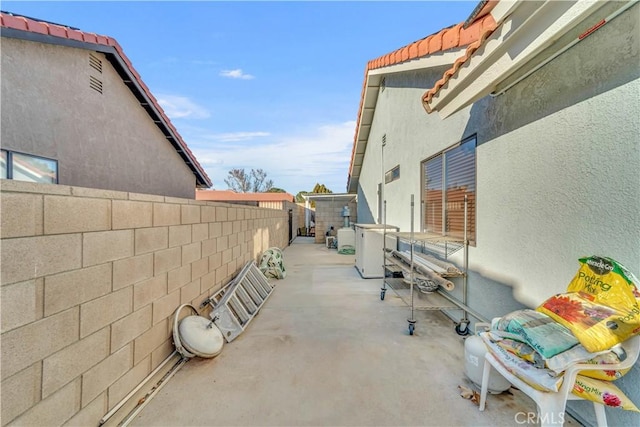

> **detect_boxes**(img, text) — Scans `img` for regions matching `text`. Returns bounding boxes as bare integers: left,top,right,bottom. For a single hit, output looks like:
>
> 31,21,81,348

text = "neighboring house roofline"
346,9,496,194
196,190,295,203
302,193,356,202
0,11,213,188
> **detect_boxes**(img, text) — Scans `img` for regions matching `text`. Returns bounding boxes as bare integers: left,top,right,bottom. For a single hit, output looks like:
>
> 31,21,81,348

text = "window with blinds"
422,136,476,242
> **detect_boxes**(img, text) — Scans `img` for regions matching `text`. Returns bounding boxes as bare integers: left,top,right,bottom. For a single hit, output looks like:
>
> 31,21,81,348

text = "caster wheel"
455,323,470,336
380,290,386,300
408,323,415,335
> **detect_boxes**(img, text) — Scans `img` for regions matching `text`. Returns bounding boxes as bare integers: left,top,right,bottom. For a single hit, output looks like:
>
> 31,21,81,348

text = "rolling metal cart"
381,194,483,335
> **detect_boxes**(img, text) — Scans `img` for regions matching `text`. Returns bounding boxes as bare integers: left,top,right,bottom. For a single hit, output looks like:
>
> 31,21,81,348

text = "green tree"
224,168,274,193
311,183,332,194
295,184,332,207
295,191,309,203
267,187,286,193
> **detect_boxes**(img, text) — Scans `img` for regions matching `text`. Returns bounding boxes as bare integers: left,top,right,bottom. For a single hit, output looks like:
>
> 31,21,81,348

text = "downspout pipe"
99,350,179,425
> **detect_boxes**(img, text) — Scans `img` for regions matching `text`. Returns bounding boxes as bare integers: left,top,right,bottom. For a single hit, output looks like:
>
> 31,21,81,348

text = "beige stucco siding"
1,38,197,198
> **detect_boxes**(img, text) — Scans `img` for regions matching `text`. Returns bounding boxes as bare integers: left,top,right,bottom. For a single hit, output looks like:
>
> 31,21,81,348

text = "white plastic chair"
479,334,640,427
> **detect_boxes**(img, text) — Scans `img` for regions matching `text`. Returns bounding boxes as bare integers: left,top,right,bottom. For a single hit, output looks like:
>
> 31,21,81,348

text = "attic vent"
89,75,103,94
382,134,387,147
380,77,386,92
385,165,400,184
89,53,102,73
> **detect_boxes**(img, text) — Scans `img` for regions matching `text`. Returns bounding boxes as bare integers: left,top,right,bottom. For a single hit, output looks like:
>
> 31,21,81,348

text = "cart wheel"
455,323,470,336
380,290,386,300
408,323,415,335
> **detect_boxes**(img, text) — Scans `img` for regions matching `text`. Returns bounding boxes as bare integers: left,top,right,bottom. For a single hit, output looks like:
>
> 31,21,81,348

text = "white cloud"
207,132,271,142
187,121,357,193
219,69,255,80
156,95,211,120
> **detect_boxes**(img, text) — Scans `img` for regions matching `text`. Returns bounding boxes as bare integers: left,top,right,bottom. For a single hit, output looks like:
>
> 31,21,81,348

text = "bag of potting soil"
567,256,639,308
480,332,563,392
491,309,579,358
579,348,632,381
572,375,640,412
537,256,640,353
494,337,546,369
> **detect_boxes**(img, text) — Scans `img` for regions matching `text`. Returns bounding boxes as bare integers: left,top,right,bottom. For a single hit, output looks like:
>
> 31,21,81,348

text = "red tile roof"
196,190,294,203
422,17,498,112
0,11,212,188
349,14,497,186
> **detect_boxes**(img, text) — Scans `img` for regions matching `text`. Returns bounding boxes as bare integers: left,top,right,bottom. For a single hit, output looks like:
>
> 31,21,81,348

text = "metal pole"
410,194,415,323
382,200,387,292
435,289,488,323
381,137,385,224
462,195,469,326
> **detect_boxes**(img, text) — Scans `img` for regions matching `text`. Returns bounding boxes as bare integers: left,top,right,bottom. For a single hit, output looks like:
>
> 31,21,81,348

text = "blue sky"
3,0,477,194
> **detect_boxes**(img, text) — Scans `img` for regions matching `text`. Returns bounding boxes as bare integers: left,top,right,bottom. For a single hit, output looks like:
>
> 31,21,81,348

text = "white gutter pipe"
491,1,638,97
98,350,179,425
119,356,189,427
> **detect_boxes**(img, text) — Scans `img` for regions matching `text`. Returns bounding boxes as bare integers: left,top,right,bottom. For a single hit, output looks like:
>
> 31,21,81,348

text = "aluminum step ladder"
203,260,275,342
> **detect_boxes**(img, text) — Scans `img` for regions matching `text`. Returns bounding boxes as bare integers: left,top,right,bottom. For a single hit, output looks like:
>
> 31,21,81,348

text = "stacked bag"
480,255,640,412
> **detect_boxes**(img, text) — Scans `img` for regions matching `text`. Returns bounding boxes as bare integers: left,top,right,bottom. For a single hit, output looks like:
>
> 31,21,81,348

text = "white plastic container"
464,323,511,393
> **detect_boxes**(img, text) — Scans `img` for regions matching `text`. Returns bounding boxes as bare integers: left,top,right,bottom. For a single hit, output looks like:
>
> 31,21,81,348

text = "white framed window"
422,136,476,243
1,149,58,184
0,150,7,179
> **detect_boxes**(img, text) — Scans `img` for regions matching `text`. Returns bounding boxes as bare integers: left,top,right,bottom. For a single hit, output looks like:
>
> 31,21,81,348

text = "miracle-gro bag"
572,375,640,412
567,256,639,308
537,256,640,353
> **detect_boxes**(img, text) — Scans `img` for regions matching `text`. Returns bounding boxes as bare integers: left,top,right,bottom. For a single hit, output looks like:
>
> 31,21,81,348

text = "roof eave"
424,0,609,118
347,11,500,193
346,49,465,194
367,49,467,77
303,193,357,202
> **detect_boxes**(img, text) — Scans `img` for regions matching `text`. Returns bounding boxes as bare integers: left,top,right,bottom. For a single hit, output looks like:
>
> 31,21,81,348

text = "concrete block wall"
0,180,288,426
294,202,307,227
314,200,357,244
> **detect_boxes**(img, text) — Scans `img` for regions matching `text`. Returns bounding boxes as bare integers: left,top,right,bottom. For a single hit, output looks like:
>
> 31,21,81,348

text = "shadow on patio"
128,237,579,427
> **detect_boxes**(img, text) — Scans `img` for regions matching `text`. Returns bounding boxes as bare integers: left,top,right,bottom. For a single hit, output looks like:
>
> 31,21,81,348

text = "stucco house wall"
358,66,528,321
355,5,639,426
1,37,199,199
0,180,288,426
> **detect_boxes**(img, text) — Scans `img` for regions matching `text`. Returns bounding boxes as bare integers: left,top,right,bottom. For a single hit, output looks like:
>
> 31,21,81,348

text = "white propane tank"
464,323,511,393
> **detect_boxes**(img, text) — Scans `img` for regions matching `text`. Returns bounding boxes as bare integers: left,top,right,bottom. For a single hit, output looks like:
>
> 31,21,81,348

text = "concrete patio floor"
130,237,579,427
